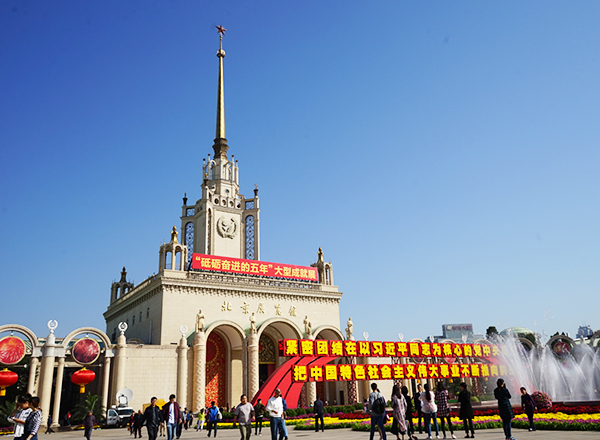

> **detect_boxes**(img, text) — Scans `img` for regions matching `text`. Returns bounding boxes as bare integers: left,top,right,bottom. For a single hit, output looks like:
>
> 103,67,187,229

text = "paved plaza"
38,426,599,440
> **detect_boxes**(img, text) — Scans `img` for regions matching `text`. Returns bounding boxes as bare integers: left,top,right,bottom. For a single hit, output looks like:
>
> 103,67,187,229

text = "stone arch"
257,317,302,340
547,334,574,348
62,327,112,351
204,320,247,406
205,320,246,350
0,324,39,350
313,325,344,341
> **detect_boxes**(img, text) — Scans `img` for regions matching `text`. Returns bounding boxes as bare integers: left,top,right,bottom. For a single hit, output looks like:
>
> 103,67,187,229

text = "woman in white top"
419,383,439,439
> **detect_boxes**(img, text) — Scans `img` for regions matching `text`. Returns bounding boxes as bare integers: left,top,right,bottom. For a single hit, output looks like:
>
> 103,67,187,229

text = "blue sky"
1,1,599,342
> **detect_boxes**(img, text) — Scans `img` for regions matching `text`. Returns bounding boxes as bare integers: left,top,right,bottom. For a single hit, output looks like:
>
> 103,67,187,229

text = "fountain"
492,333,600,403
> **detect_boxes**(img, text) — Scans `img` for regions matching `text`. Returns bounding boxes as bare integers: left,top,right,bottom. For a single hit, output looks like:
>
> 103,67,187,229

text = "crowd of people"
365,379,536,440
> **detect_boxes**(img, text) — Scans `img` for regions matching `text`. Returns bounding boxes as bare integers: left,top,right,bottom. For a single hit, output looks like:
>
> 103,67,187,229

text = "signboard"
279,339,499,358
191,253,318,282
291,362,506,383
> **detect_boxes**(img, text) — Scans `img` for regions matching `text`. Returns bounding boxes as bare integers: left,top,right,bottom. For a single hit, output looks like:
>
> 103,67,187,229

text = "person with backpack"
369,382,387,440
206,402,222,438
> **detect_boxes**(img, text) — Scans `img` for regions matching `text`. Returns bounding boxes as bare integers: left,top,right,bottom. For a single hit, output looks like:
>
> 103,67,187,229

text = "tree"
72,393,104,424
0,399,17,428
486,326,498,339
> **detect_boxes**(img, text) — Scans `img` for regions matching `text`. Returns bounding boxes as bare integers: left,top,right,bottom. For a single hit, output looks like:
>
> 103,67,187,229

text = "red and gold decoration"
191,253,318,282
280,339,500,358
291,362,506,383
72,338,101,365
0,336,27,396
206,332,226,407
0,336,26,365
0,369,18,396
71,367,95,393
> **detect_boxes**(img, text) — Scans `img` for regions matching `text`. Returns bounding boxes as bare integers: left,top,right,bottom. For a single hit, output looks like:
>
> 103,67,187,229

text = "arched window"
245,215,255,260
147,308,150,318
185,222,194,268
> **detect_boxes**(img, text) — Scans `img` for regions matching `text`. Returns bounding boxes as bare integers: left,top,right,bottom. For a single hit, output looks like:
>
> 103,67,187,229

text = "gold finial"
170,226,178,244
318,247,324,263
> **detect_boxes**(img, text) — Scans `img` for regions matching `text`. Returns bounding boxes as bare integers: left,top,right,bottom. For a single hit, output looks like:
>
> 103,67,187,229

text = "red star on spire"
216,25,227,35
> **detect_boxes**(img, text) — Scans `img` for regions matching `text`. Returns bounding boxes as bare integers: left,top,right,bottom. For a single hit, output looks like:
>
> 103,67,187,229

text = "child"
520,387,536,431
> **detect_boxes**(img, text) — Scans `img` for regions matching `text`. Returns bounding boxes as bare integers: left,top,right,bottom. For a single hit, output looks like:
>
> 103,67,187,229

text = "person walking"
435,382,455,439
161,394,182,440
22,396,43,440
494,378,515,440
195,409,205,432
420,383,439,439
253,399,265,436
457,383,474,438
83,411,96,440
233,394,254,440
44,415,54,434
313,396,324,432
133,410,144,438
390,385,407,440
414,384,423,434
520,387,536,432
368,382,387,440
401,386,416,440
265,389,285,440
142,397,164,440
206,401,222,438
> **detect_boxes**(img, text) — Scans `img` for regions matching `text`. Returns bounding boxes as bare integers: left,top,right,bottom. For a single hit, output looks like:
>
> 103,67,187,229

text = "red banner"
291,363,505,382
280,339,499,358
191,253,318,282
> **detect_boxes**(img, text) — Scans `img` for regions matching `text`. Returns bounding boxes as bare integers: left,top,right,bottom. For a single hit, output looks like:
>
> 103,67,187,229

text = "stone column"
247,332,259,401
112,333,127,404
38,333,56,428
306,334,316,405
27,357,39,395
51,357,65,428
192,331,206,413
177,335,188,408
101,357,111,417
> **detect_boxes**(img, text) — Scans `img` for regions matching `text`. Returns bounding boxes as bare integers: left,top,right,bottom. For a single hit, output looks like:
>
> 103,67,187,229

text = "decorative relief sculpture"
249,313,257,334
221,301,232,311
217,216,238,238
289,306,297,317
345,317,354,340
304,315,312,337
274,304,282,316
195,310,205,332
257,303,265,314
241,302,250,314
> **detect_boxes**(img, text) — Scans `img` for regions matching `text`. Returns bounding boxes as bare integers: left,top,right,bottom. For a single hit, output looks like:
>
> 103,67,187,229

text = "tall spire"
213,25,229,160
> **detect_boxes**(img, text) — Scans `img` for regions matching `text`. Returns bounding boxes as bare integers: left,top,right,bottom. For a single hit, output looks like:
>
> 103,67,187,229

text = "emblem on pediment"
217,216,238,239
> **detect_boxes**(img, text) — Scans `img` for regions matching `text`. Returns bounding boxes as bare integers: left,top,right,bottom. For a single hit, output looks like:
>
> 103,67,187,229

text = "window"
139,312,142,322
147,308,150,318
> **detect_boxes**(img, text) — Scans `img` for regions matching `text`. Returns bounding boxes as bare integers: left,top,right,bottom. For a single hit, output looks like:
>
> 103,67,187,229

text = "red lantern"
71,367,95,393
0,368,18,396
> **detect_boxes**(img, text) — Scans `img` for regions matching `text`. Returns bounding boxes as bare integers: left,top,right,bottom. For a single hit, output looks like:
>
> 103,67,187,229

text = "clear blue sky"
1,1,599,342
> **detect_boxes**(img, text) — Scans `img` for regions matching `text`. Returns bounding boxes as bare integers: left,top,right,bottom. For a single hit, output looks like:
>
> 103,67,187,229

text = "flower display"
531,390,553,409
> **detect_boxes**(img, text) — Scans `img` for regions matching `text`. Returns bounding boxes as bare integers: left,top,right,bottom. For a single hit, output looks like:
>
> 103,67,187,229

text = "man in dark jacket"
413,383,423,434
143,397,164,440
83,411,96,440
313,396,324,432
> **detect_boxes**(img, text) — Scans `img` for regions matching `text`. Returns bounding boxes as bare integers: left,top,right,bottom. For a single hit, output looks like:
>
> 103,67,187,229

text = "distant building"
576,325,594,339
430,323,484,343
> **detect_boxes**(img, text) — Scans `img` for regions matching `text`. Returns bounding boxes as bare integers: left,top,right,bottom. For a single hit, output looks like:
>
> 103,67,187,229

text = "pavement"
36,425,599,440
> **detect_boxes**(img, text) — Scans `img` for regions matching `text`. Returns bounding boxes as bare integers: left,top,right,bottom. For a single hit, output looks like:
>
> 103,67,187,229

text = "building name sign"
291,362,507,383
280,339,500,358
191,253,318,281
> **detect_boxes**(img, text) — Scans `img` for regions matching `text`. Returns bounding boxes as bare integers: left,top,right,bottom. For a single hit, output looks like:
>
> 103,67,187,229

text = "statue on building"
195,310,205,332
171,226,178,243
304,315,312,337
345,317,354,340
249,313,257,334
